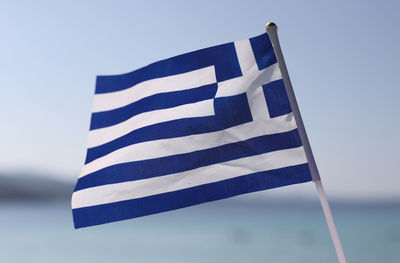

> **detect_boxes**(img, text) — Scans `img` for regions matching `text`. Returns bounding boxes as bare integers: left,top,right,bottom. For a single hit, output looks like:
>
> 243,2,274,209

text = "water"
1,200,399,263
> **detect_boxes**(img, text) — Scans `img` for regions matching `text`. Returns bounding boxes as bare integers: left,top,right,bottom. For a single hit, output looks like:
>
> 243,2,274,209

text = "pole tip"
265,22,278,32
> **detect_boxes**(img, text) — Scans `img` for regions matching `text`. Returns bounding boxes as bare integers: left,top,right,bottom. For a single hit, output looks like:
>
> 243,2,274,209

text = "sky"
0,0,399,200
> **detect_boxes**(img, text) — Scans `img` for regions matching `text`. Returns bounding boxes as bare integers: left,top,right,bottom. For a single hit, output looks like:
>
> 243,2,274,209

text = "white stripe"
81,113,297,177
87,99,215,148
72,146,308,209
93,66,217,112
215,63,281,98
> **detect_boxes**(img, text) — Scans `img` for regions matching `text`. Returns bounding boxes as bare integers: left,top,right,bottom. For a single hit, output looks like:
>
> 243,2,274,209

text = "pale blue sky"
0,0,399,199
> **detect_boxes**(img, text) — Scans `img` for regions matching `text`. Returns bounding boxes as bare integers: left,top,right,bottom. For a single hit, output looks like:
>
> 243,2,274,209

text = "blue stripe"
249,33,277,71
90,83,218,130
263,79,292,118
96,42,242,94
94,33,275,94
76,129,302,191
85,93,252,164
73,163,312,228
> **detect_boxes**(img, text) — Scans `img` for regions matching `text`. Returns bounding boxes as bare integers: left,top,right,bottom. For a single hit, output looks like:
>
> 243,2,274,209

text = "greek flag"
72,33,312,228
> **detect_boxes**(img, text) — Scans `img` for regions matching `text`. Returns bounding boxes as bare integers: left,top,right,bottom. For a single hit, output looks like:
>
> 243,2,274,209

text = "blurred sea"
1,198,399,263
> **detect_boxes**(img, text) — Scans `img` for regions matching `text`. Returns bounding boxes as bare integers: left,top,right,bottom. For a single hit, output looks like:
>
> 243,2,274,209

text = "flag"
72,32,312,228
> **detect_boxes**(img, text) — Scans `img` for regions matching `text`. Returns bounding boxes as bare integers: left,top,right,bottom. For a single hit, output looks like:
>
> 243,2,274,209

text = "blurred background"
0,0,399,262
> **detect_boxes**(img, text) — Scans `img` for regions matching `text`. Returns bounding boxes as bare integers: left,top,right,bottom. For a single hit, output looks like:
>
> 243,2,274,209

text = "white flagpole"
265,22,347,263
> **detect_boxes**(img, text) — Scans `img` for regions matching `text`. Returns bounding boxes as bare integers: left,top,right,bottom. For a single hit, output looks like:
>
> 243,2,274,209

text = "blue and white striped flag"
72,33,312,228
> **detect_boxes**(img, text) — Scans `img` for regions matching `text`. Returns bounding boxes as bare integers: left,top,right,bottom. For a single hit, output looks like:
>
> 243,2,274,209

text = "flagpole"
265,22,347,263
